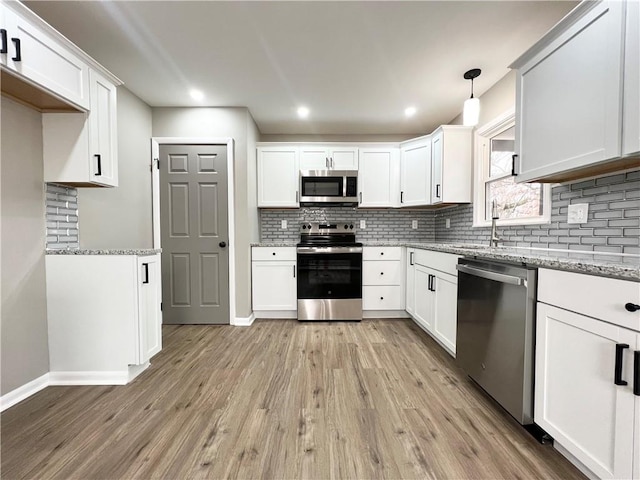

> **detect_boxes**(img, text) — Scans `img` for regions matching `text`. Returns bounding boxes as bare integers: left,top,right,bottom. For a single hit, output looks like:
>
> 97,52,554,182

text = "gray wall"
1,97,50,395
78,87,153,248
152,107,259,318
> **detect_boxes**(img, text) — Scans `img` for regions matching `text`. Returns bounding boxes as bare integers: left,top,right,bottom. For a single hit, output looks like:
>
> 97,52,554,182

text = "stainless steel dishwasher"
456,258,537,426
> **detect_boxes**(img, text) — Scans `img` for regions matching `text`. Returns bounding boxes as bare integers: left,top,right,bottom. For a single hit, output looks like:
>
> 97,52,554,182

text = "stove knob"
349,224,354,229
344,224,348,229
302,224,307,229
308,224,312,229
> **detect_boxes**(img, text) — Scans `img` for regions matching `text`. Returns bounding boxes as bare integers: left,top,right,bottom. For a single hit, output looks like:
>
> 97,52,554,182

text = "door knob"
219,241,227,248
625,303,640,312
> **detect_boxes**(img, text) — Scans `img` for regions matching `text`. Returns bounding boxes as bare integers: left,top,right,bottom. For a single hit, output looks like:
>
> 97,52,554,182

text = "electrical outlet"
411,220,418,229
281,219,287,229
568,203,589,224
360,219,366,229
445,218,451,229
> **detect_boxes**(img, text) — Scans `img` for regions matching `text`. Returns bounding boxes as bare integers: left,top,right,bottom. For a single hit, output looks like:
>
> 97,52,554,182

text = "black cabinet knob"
625,303,640,312
272,251,276,255
380,297,384,300
380,272,384,275
219,241,227,248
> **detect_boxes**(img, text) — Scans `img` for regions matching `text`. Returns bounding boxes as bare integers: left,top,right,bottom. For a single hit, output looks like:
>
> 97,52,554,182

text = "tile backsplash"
260,169,640,255
45,183,79,250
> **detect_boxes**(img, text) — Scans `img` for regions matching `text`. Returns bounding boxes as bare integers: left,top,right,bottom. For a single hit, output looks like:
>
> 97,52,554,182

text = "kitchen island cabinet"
536,269,640,480
45,252,162,384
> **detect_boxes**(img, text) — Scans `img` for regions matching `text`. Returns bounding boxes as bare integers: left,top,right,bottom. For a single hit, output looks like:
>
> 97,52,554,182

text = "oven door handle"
456,264,523,286
297,246,363,254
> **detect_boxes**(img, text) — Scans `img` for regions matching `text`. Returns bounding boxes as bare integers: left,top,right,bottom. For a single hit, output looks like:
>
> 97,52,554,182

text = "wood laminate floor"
1,319,584,480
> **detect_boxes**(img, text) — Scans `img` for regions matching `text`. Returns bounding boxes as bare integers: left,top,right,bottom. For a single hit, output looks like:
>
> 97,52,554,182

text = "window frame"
473,110,551,227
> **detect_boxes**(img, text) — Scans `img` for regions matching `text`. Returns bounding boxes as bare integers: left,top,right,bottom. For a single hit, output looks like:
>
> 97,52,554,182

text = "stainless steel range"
296,222,362,321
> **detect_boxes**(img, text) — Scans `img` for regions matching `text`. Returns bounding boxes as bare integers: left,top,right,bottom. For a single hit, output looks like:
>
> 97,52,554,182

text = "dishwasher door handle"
456,264,524,286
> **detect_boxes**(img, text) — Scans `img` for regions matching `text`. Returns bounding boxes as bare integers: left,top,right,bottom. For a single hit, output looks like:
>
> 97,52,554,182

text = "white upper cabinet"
257,146,300,207
430,126,473,204
512,1,631,182
43,69,118,187
1,2,90,110
358,147,400,207
400,136,431,207
623,0,640,157
299,145,358,170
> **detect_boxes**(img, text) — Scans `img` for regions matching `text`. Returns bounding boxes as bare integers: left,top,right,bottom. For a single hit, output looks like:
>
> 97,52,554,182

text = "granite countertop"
251,241,639,281
46,249,161,256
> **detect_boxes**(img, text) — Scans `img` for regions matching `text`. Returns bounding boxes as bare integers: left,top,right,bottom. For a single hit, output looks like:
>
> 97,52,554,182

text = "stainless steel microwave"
299,170,358,206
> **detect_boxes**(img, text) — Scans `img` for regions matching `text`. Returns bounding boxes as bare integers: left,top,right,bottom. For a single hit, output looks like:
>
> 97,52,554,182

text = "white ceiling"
25,1,576,135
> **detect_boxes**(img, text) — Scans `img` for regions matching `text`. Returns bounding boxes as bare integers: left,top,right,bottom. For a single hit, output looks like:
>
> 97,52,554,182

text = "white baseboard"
0,373,50,412
363,310,410,318
234,312,256,326
252,311,297,319
49,371,129,386
128,362,150,382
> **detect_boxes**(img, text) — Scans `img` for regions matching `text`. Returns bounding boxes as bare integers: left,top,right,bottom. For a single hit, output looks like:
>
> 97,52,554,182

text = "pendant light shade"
463,68,481,127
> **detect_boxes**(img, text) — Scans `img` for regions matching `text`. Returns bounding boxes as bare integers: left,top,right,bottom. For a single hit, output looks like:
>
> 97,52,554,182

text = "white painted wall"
78,87,153,248
152,107,259,318
0,97,50,395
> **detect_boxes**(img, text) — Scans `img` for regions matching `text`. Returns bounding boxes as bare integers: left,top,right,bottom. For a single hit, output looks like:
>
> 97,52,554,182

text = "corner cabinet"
535,269,640,480
251,247,297,315
257,146,300,207
400,136,432,207
430,126,473,204
512,0,639,183
45,253,163,384
43,69,119,187
358,147,400,207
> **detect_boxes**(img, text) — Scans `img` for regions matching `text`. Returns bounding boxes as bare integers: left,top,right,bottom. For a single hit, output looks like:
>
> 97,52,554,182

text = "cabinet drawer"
363,286,404,310
363,260,402,286
538,269,640,332
252,247,296,261
413,249,460,276
363,246,402,261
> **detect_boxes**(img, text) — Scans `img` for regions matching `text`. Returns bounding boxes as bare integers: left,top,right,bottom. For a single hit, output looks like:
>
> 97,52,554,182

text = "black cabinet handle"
625,303,640,312
409,252,414,265
634,351,640,396
615,343,629,386
293,265,296,278
1,29,7,54
142,263,149,284
512,154,519,176
219,241,227,248
400,191,404,203
11,37,20,61
435,184,441,198
359,192,362,203
427,274,433,292
94,154,102,176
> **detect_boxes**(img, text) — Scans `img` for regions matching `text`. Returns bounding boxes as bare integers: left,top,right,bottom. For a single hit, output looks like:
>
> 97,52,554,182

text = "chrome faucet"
490,200,500,247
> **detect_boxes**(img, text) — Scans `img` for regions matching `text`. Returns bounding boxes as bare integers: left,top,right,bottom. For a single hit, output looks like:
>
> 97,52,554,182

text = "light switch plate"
412,220,418,229
360,219,366,229
567,203,589,224
281,219,287,229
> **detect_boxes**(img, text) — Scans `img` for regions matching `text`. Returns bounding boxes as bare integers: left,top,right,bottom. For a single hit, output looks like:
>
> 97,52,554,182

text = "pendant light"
463,68,481,127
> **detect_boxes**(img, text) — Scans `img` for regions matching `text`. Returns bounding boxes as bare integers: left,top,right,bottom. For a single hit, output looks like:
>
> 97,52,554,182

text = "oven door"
296,246,362,320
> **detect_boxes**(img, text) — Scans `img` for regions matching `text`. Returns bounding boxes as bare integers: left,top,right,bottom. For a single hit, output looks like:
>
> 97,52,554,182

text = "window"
473,111,551,226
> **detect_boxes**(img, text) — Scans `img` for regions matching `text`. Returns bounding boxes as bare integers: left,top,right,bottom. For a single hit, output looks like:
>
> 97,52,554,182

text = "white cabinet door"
432,273,457,356
535,303,636,480
400,137,431,206
137,255,162,364
257,146,299,207
4,6,90,110
623,0,640,157
252,261,297,310
300,146,330,170
431,131,444,204
358,147,399,207
88,69,118,186
0,4,16,69
413,265,433,332
406,250,416,316
329,146,358,170
430,126,473,204
514,1,625,182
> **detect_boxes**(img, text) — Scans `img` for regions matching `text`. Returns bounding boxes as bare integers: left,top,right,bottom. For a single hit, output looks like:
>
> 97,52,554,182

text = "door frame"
151,137,237,325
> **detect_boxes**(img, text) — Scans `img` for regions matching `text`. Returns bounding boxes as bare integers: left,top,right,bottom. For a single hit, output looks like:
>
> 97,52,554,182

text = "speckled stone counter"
252,241,639,281
46,249,161,256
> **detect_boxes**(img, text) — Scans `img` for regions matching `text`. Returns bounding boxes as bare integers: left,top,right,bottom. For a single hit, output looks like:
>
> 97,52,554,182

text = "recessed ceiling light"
297,106,310,119
404,106,417,117
190,89,204,101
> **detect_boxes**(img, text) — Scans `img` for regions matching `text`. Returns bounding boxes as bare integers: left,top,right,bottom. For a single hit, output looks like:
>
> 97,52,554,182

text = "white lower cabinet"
536,269,640,480
363,247,404,311
251,247,297,312
45,253,162,384
406,248,460,357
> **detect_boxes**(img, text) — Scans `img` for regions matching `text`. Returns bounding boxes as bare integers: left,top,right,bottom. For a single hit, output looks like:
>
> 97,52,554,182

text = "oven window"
301,177,343,197
297,252,362,299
